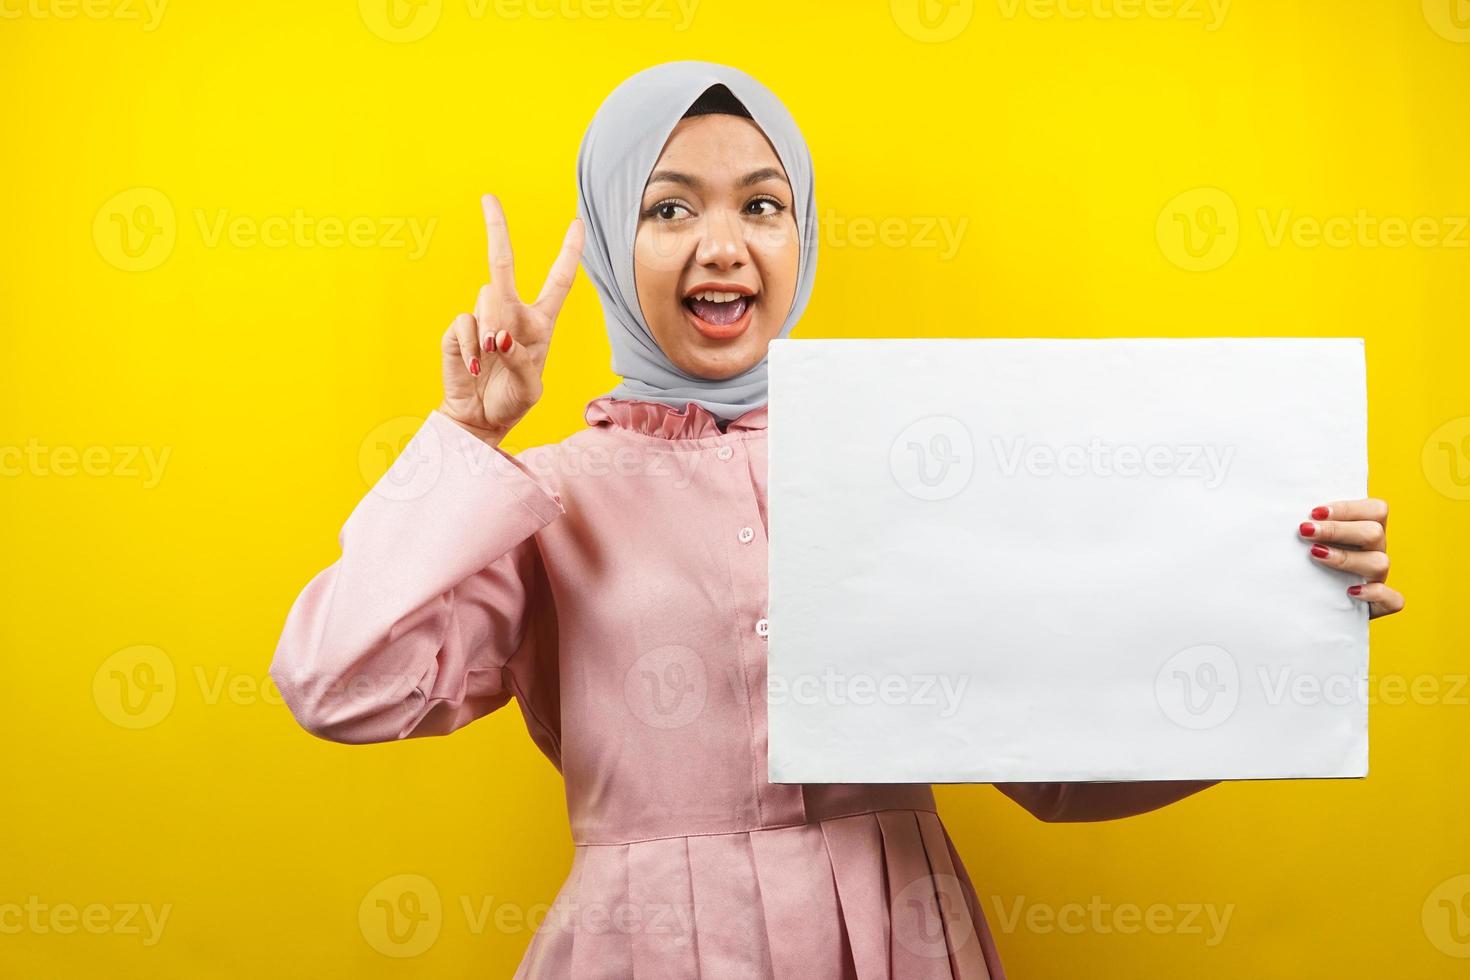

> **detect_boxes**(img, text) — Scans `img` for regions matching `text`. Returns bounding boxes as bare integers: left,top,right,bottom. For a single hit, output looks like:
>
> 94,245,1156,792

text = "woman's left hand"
1299,497,1405,619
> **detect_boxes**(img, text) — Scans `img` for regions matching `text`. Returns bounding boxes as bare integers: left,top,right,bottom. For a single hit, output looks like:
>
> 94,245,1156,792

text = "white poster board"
767,338,1369,783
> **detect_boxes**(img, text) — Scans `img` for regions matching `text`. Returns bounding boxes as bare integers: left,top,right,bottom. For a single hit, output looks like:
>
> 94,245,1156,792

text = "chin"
675,344,764,381
653,312,776,381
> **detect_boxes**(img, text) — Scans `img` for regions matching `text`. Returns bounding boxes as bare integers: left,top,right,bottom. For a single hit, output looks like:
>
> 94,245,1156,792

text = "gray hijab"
575,61,818,422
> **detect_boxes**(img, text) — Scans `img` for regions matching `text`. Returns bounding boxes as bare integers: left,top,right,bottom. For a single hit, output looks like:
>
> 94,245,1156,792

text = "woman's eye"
746,197,786,217
645,200,691,221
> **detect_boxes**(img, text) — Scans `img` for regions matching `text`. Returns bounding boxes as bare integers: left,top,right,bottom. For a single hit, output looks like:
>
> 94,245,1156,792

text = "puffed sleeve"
993,780,1219,822
269,410,564,745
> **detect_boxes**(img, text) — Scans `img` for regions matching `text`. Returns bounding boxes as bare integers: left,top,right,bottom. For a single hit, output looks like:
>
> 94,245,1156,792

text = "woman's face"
634,113,800,381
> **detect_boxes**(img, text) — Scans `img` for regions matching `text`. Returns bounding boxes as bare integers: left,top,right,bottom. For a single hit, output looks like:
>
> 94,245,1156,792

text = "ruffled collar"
584,396,768,440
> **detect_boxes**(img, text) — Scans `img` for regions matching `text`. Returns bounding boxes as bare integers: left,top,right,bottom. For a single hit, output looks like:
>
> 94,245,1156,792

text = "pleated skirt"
514,809,1003,979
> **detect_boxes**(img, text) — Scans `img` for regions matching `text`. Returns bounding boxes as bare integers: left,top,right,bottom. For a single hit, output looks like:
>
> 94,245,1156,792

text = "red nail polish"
1311,506,1329,521
499,332,513,353
1348,585,1363,596
470,358,480,376
1311,545,1329,558
1299,522,1316,537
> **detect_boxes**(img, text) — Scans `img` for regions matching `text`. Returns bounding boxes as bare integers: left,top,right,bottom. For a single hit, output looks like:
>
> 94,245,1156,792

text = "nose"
694,209,751,270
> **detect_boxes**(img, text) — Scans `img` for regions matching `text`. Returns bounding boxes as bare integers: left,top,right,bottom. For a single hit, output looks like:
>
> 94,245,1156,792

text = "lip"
682,281,757,300
683,293,756,341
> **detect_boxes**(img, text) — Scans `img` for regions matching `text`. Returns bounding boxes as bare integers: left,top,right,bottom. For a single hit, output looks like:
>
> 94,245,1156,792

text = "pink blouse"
270,396,1215,979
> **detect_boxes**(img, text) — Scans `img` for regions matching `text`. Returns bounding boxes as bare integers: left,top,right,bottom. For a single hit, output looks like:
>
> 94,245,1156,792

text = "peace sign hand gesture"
439,194,584,446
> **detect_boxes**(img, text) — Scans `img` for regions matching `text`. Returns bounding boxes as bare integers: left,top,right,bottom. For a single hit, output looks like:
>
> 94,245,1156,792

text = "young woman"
270,61,1404,979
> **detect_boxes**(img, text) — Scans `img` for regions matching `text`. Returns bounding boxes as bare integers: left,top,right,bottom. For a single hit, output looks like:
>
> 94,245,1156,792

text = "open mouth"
682,287,758,339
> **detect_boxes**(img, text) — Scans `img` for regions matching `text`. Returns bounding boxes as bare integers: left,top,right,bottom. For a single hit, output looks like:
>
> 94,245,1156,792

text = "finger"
482,194,518,301
475,284,498,352
1299,519,1386,550
488,325,530,359
491,326,543,392
1308,543,1390,582
533,218,585,321
454,313,480,376
1310,497,1388,528
442,313,480,378
1348,581,1405,618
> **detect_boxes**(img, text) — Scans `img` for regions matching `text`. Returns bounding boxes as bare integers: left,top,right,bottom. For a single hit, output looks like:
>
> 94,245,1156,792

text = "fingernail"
1311,545,1329,559
482,335,494,352
470,358,480,376
1348,585,1363,596
1299,522,1316,537
1311,506,1330,520
499,331,513,352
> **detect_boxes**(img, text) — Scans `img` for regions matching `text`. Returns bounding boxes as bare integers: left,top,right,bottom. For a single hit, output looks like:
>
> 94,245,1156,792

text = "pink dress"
270,396,1215,979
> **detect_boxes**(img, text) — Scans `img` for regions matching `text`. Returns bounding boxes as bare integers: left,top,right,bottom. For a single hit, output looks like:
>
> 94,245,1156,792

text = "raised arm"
269,410,564,743
271,194,582,744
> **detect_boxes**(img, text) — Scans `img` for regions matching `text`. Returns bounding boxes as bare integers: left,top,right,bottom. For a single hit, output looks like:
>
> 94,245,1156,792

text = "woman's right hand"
439,194,584,446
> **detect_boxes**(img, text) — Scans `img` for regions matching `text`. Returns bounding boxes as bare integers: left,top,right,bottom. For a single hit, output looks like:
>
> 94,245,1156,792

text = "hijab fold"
575,61,818,422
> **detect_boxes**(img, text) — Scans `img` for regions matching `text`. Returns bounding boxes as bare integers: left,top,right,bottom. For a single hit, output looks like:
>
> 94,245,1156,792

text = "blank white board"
767,338,1369,783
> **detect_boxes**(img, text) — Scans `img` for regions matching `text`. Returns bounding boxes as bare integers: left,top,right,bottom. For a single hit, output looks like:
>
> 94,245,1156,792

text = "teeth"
690,290,747,303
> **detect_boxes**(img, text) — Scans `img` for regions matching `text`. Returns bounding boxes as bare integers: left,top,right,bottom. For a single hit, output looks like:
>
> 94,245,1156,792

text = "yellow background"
3,0,1467,976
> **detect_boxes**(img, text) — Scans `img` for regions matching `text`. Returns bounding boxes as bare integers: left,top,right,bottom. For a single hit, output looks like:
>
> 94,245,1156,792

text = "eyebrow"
646,167,790,190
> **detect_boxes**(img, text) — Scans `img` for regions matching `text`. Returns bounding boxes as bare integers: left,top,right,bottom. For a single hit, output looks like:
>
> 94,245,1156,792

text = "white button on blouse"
716,445,733,460
738,526,754,544
755,618,769,637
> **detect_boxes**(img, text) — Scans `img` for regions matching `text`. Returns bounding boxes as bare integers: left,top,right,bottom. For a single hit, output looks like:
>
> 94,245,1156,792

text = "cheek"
633,228,687,316
751,223,800,306
635,223,690,280
748,217,797,260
